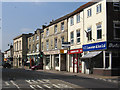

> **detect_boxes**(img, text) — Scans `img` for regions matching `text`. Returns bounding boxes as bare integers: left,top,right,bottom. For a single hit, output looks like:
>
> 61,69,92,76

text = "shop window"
114,21,120,39
46,56,50,66
70,31,74,44
55,55,59,67
97,24,102,39
105,57,109,68
113,2,120,11
76,29,80,43
87,27,92,41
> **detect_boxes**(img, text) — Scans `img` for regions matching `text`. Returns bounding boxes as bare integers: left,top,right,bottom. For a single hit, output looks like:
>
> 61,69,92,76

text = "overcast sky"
2,2,86,52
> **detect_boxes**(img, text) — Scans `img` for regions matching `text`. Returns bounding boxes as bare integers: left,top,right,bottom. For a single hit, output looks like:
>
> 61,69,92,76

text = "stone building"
42,17,68,71
13,33,32,68
27,29,43,67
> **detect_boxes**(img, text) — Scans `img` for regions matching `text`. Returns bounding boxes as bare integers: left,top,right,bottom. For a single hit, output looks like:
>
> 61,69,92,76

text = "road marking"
42,79,50,83
10,80,20,89
31,80,38,83
26,80,32,84
30,85,36,90
52,84,60,88
57,84,72,88
36,85,42,89
108,79,112,82
43,84,51,88
5,82,10,86
113,80,117,83
37,80,45,83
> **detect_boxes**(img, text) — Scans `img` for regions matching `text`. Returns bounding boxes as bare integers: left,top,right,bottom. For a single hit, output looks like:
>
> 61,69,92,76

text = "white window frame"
61,22,64,31
114,21,120,39
87,27,92,41
113,2,120,11
76,14,80,23
76,29,80,43
97,24,102,40
87,8,92,17
54,25,57,34
46,40,49,51
70,31,74,44
70,17,74,26
36,35,39,40
36,43,39,52
61,36,64,48
96,4,102,13
46,29,49,36
55,38,57,49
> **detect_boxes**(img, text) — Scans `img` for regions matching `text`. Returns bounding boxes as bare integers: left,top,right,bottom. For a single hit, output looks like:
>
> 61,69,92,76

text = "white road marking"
26,80,32,84
5,82,10,86
37,80,45,83
113,80,117,83
43,84,51,88
31,80,38,83
52,84,61,88
30,85,36,90
108,79,112,82
36,85,43,89
10,80,20,89
42,79,50,83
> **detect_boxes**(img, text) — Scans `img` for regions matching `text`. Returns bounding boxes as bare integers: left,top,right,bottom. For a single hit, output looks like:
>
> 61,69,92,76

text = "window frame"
61,22,64,31
46,29,49,36
114,21,120,39
87,8,92,17
46,40,49,51
76,14,80,23
70,31,74,44
70,17,74,26
97,24,102,40
54,38,57,49
113,2,120,11
96,4,102,13
87,27,92,41
76,29,80,43
54,25,57,34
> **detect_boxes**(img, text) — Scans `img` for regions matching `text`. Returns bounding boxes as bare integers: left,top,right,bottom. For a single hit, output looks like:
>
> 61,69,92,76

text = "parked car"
31,63,43,70
3,62,11,68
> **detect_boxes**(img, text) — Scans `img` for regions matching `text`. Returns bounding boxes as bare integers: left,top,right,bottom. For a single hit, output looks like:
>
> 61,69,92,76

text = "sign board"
82,42,107,51
62,42,70,47
107,41,120,50
60,49,67,54
68,48,83,54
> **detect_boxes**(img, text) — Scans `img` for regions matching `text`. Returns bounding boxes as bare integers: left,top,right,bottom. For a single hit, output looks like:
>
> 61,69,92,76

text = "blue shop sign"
83,42,107,51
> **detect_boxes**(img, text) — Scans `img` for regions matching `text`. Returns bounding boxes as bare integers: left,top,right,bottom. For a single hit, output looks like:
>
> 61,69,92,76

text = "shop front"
43,49,67,71
68,48,83,73
82,41,120,76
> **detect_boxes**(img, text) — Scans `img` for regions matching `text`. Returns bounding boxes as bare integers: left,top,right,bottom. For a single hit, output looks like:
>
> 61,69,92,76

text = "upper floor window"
41,34,44,38
76,14,80,23
87,27,92,41
41,42,43,51
113,2,120,11
29,45,31,53
29,38,31,42
54,25,57,33
46,29,49,36
76,29,80,43
70,17,74,26
36,43,39,52
87,9,92,17
70,32,74,44
46,40,49,50
55,38,57,49
61,36,64,48
114,21,120,39
19,41,21,50
61,22,64,31
36,35,39,40
33,44,35,53
97,24,102,39
33,36,34,42
96,4,102,13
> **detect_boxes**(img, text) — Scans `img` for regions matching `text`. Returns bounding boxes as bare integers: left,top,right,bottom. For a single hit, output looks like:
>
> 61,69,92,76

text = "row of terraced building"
12,0,120,76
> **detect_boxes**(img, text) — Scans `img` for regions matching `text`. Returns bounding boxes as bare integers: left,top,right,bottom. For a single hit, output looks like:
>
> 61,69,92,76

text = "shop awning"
81,51,102,59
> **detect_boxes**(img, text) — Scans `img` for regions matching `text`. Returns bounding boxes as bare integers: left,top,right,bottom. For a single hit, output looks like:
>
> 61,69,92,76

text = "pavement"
35,69,120,84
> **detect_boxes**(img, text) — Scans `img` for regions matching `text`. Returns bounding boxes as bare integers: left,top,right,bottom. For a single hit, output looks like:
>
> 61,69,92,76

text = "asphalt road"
2,68,119,90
